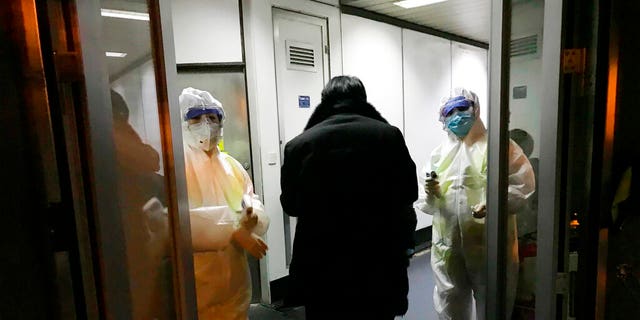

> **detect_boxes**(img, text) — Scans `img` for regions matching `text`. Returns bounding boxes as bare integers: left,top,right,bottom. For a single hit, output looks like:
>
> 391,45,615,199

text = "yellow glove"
240,207,258,231
232,227,268,259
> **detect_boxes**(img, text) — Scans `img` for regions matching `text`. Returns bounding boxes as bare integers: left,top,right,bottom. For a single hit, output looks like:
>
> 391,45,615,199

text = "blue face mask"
445,112,475,138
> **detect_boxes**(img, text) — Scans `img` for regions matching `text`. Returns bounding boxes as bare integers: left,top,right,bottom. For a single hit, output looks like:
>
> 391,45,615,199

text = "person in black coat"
280,76,418,319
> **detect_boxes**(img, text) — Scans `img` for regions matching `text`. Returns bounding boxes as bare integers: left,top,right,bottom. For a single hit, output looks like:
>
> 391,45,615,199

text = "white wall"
509,0,544,157
452,42,489,126
341,14,404,130
510,59,542,157
402,29,452,229
340,14,489,230
172,0,243,63
243,0,343,284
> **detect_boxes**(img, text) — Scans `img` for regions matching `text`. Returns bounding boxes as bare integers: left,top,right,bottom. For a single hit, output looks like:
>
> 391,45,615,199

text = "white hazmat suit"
416,88,535,320
180,88,269,320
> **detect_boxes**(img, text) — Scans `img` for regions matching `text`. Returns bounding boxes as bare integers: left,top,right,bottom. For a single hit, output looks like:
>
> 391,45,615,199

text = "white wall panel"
509,58,541,157
341,14,404,130
452,42,489,126
402,29,452,229
172,0,242,63
509,0,544,157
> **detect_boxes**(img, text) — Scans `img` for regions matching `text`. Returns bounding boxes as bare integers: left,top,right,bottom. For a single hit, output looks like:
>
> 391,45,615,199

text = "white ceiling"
101,0,496,79
340,0,491,43
101,0,152,80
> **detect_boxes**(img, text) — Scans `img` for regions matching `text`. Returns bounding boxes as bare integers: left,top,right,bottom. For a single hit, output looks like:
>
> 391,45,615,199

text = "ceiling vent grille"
510,35,538,57
286,40,318,72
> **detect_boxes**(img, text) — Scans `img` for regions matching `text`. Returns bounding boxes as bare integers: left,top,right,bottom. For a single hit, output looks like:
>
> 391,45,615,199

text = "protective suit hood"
179,87,225,152
440,87,484,143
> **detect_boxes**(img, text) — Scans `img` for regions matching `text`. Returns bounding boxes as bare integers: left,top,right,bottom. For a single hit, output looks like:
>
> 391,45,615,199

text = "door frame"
487,0,565,319
536,0,565,319
74,0,197,318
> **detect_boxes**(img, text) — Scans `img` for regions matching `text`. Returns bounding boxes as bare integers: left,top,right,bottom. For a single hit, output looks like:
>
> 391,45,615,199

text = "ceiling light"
393,0,448,9
100,8,149,21
105,52,127,58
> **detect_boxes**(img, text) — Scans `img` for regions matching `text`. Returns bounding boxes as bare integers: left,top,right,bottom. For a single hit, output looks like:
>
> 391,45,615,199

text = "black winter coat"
280,99,418,316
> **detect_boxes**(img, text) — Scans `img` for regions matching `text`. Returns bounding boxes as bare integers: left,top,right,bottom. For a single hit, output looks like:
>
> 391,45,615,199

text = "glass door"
74,0,196,318
487,0,565,319
490,0,631,319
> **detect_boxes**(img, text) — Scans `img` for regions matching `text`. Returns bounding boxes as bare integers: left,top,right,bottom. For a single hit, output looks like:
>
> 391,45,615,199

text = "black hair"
321,75,367,104
111,89,130,123
305,76,387,130
509,128,534,158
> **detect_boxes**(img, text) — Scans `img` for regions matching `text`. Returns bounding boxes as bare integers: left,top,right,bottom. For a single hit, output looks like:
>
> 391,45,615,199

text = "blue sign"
298,95,310,108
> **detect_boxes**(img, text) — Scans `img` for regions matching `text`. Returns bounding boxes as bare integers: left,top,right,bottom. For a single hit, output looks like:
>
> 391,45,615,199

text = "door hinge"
324,45,329,54
569,252,579,272
556,272,570,294
562,48,586,74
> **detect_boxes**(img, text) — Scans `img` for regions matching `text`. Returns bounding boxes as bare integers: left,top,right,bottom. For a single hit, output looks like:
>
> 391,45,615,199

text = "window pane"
508,1,544,318
101,0,175,317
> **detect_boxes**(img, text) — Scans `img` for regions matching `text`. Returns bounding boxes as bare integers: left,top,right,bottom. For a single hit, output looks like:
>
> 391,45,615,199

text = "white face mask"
186,121,221,151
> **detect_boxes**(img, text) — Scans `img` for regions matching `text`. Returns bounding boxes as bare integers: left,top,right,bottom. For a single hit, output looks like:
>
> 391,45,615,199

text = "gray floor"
248,249,438,320
401,249,437,319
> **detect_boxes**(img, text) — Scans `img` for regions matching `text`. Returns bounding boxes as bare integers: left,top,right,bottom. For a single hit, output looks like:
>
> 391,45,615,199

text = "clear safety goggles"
439,96,475,122
184,105,225,122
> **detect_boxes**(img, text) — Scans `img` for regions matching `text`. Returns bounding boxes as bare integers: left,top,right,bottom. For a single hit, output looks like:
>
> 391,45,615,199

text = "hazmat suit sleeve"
225,154,270,236
507,140,536,214
415,165,435,215
190,205,235,251
415,145,443,216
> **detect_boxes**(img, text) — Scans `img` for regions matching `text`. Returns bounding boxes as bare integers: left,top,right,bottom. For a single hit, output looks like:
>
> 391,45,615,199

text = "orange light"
570,219,580,228
605,54,618,146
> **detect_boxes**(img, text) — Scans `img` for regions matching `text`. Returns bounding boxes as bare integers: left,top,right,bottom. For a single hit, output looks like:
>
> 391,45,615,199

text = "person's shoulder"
219,152,242,167
283,129,316,156
369,119,405,140
347,114,397,132
219,152,250,175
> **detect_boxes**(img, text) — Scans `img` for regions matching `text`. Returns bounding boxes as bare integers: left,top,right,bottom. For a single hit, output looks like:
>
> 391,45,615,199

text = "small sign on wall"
513,86,527,99
298,95,310,108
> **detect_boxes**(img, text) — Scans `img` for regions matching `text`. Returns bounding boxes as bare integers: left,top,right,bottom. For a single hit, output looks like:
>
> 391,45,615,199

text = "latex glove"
143,197,168,235
239,194,258,231
240,206,258,231
142,197,170,257
472,203,487,219
425,171,441,199
232,228,268,259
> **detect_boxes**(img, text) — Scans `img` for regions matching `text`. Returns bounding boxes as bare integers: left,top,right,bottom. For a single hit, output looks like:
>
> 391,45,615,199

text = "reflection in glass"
509,0,544,319
102,0,175,318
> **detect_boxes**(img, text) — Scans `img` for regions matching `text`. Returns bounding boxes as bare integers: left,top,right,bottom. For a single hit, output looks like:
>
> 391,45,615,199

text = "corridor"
248,249,438,320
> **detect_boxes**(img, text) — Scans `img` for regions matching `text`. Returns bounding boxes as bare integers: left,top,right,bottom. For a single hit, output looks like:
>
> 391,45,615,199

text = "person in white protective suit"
415,88,535,320
180,87,269,320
